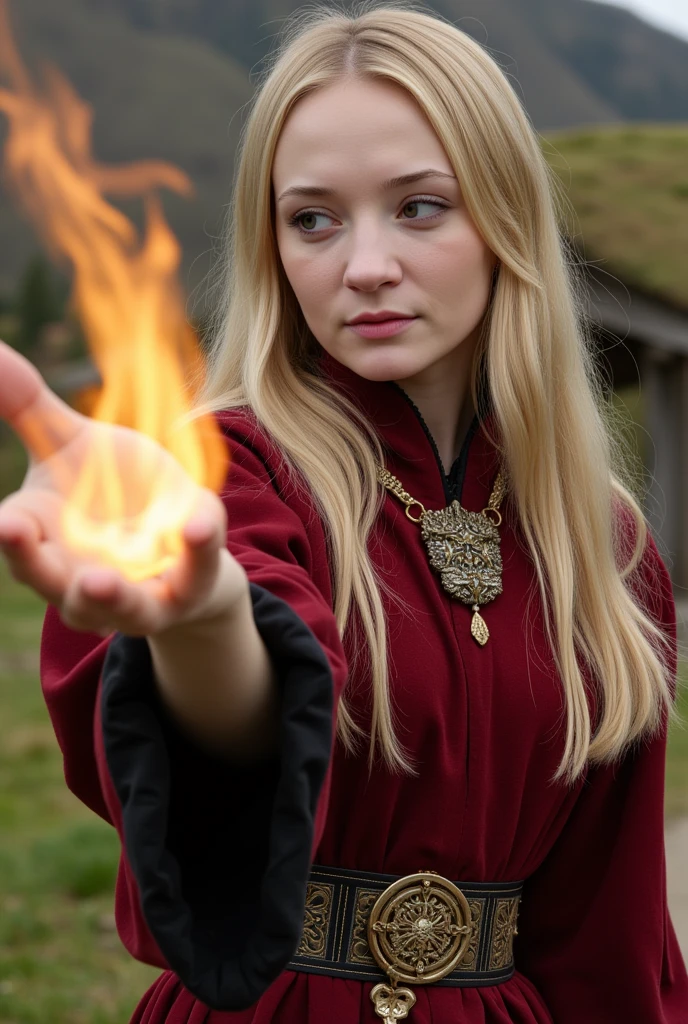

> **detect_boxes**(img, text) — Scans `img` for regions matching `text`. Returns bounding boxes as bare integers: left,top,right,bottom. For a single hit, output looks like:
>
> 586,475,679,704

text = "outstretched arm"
41,411,348,1010
0,340,278,755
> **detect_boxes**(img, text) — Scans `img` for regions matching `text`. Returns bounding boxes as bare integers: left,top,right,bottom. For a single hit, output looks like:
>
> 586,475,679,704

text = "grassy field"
666,663,688,818
0,561,687,1021
0,563,160,1022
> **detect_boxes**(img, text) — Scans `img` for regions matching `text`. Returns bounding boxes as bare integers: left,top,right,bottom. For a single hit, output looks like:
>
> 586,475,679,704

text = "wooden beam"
642,348,680,577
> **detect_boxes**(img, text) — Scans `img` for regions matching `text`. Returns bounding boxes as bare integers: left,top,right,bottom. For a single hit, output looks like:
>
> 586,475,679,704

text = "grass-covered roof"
542,125,688,311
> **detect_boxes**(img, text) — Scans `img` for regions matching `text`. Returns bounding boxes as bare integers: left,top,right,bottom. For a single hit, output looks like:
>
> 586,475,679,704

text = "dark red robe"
40,351,688,1022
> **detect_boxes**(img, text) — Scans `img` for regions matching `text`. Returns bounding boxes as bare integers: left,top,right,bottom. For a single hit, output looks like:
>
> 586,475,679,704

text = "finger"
0,513,67,604
0,508,35,546
62,566,170,637
164,491,226,608
0,340,86,462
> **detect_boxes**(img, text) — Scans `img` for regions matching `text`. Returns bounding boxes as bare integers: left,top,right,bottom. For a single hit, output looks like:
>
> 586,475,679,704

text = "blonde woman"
0,3,686,1021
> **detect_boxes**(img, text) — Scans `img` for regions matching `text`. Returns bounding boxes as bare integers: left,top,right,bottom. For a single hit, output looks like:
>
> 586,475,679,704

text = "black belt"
288,866,523,1019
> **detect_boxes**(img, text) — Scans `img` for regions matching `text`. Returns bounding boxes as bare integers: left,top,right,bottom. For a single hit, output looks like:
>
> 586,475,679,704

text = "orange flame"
0,1,228,579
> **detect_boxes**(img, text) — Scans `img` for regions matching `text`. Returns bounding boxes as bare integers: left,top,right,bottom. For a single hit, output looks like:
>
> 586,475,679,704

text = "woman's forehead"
272,80,451,191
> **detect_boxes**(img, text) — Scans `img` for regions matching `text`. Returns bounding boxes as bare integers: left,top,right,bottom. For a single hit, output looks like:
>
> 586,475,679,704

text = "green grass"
542,125,688,311
0,562,160,1022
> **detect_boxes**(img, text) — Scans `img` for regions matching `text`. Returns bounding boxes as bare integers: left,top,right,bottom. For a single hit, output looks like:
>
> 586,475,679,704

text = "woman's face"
272,76,498,386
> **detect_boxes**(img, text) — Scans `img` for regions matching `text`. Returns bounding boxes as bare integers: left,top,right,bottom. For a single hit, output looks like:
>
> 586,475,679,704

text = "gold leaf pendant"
470,609,489,646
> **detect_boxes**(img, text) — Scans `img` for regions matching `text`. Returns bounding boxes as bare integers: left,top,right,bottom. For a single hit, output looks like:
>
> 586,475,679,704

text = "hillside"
520,0,688,122
0,0,254,301
0,0,686,303
105,0,688,127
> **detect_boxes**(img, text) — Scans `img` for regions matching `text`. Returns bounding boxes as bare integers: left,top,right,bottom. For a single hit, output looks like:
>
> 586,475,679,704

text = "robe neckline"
315,349,502,514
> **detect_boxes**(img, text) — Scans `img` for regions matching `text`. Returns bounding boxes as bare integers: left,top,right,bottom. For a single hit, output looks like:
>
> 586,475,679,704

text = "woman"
1,3,686,1021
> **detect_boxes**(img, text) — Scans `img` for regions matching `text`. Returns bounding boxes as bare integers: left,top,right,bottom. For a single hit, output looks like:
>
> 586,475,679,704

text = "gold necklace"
376,465,506,646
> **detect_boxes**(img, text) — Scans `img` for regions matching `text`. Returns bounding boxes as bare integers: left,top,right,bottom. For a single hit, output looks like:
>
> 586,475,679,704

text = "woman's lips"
346,317,418,338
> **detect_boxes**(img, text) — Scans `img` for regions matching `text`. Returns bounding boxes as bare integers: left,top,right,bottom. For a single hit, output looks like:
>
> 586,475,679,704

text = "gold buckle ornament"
367,871,474,1020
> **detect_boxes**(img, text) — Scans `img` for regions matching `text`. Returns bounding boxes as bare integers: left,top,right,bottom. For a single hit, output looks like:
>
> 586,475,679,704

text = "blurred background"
0,0,686,1020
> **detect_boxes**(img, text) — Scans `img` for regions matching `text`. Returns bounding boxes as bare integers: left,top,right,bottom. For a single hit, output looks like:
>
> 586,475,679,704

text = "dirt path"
667,816,688,960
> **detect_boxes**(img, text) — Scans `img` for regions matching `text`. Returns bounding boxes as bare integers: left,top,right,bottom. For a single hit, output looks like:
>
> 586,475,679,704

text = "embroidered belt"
288,866,523,1020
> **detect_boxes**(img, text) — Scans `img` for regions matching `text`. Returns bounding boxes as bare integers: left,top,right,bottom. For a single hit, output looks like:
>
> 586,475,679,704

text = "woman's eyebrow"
276,168,457,203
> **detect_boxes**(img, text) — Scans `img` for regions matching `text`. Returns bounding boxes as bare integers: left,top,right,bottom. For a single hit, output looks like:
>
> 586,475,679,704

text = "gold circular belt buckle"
367,871,474,985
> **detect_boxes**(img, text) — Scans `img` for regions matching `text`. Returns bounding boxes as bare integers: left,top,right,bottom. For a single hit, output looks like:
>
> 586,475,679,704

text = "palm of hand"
0,342,241,637
20,417,204,579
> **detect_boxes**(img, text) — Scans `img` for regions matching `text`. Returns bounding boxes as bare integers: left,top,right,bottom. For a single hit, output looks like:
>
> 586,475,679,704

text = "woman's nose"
342,224,403,291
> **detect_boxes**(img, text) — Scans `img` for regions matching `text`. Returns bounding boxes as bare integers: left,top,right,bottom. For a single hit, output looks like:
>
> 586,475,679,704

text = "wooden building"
585,265,688,592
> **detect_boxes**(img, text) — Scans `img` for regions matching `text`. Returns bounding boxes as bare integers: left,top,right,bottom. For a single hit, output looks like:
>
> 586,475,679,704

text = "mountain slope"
520,0,688,121
435,0,619,129
0,0,686,301
106,0,688,125
0,0,254,299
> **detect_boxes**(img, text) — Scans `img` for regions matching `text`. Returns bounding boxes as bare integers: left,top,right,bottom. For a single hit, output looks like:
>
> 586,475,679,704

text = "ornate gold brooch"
377,465,506,645
367,871,475,1020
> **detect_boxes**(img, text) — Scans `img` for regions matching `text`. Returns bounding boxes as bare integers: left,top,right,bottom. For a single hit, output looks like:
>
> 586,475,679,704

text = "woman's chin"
337,345,424,383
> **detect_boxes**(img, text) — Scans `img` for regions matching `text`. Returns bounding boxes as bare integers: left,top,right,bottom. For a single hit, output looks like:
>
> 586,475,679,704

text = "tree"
13,254,64,359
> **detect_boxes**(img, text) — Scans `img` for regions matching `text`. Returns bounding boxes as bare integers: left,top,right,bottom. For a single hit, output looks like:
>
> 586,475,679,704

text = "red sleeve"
39,409,348,1011
516,528,688,1020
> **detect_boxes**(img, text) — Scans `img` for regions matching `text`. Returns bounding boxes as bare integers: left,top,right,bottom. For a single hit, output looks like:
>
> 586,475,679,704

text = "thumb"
164,489,229,611
0,339,85,462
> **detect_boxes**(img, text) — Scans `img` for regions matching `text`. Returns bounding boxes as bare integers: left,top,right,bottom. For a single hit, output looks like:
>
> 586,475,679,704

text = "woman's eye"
399,199,447,222
289,210,333,234
287,198,448,236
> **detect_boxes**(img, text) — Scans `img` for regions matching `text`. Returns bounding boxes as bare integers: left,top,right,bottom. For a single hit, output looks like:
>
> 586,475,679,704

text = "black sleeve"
100,583,334,1011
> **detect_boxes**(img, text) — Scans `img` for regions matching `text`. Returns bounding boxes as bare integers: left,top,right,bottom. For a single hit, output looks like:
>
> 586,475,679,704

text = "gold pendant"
420,503,502,644
471,609,489,646
370,982,417,1020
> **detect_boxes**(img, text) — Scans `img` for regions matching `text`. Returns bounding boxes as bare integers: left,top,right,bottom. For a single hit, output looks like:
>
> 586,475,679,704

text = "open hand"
0,341,244,637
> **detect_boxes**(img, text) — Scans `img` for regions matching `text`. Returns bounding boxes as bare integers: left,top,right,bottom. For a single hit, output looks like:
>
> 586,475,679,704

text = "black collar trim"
389,381,480,505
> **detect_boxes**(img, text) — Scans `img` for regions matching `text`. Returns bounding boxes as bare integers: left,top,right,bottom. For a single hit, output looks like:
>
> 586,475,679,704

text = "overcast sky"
590,0,688,42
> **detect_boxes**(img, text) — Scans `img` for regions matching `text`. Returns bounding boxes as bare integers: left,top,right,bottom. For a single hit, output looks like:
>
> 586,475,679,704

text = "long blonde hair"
197,0,677,783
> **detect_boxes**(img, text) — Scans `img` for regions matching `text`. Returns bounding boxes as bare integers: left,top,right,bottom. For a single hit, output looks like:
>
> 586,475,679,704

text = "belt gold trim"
288,866,523,1020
